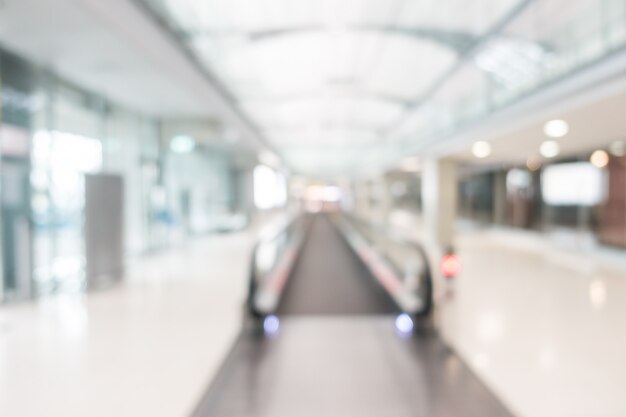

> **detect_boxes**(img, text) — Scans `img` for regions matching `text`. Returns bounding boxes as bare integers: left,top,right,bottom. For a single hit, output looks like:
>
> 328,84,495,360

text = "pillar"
421,158,457,249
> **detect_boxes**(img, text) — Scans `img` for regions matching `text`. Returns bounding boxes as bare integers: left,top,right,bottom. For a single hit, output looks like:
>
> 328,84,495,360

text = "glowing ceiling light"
526,157,542,171
590,150,609,168
170,135,195,153
543,120,569,138
609,140,626,157
472,141,492,159
540,141,560,158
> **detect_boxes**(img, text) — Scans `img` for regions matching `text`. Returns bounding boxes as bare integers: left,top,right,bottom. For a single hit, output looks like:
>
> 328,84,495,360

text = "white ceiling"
0,0,203,116
451,86,626,166
3,0,619,176
142,0,525,175
0,0,274,155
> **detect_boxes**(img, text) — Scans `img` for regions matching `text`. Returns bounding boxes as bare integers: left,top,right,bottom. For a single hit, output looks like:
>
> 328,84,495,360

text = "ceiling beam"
181,25,476,53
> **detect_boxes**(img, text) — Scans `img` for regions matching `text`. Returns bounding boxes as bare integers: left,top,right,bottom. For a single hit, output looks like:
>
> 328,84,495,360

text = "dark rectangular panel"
85,174,124,284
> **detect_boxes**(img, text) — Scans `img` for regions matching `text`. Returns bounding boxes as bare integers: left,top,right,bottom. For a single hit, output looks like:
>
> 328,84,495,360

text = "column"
421,158,457,250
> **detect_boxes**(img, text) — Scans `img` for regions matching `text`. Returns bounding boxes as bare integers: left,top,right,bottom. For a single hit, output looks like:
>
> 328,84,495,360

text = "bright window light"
32,130,102,213
254,165,287,210
542,162,604,206
543,120,569,138
170,135,196,153
274,172,288,207
34,130,102,173
305,185,343,203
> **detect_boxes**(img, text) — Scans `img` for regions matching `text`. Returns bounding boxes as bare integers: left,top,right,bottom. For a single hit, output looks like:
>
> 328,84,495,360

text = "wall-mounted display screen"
541,162,605,206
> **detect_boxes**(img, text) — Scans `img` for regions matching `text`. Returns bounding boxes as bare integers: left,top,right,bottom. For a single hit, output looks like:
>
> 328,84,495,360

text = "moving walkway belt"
276,214,398,315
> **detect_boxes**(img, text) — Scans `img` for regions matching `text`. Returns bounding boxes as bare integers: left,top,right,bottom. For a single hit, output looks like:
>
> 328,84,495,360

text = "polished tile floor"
194,317,514,417
2,213,626,417
440,227,626,417
0,230,257,417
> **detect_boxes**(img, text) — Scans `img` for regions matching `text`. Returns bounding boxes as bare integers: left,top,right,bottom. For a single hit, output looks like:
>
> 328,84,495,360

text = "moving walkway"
192,214,514,417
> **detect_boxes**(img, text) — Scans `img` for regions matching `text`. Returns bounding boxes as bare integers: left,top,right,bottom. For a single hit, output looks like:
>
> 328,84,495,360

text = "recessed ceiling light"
472,141,492,158
170,135,195,153
526,157,542,171
590,150,609,168
543,119,569,138
609,140,626,157
540,140,560,158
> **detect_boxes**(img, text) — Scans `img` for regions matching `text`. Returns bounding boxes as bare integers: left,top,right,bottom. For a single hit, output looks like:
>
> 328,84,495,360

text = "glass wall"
164,141,241,240
103,108,162,255
458,171,495,224
0,44,284,302
0,50,36,301
0,47,248,302
30,79,106,293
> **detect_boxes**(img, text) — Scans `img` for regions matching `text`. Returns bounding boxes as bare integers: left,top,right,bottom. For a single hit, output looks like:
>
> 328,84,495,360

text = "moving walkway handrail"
334,214,433,318
247,213,308,317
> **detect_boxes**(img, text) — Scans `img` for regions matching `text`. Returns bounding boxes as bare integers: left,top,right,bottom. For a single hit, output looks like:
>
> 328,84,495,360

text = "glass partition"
0,49,166,301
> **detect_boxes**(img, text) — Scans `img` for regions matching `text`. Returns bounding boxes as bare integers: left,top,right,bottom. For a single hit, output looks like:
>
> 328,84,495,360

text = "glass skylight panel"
141,0,534,175
504,0,589,43
435,64,485,105
392,111,431,140
164,0,409,31
349,99,405,127
161,0,203,30
283,145,384,176
241,97,403,131
363,37,456,100
474,37,554,88
397,0,521,35
267,129,380,147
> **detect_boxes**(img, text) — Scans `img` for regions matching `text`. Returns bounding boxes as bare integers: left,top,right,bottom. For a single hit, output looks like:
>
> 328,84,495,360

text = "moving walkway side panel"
248,214,311,317
332,215,433,318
